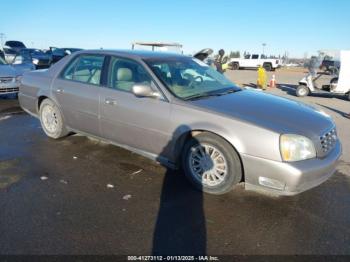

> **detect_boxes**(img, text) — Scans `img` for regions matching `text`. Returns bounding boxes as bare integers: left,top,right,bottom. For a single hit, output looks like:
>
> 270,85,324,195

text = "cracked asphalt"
0,69,349,255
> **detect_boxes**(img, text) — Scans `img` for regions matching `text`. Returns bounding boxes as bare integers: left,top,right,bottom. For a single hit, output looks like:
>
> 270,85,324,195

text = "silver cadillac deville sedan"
19,50,342,195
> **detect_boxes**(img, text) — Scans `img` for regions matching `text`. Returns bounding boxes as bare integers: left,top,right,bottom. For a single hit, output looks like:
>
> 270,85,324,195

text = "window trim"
59,54,106,87
103,55,167,101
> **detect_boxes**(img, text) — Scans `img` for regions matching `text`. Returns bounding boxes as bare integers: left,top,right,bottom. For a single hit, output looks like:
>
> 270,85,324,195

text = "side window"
62,55,105,85
251,54,259,59
108,57,153,92
62,56,79,80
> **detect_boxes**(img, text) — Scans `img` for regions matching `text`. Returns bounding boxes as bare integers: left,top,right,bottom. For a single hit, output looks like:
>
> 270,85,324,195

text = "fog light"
259,177,285,191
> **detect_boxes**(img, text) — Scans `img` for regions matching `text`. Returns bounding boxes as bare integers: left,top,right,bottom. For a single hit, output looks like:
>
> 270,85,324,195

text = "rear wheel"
296,85,309,97
182,133,242,195
347,92,350,101
232,63,239,70
39,99,68,139
263,63,272,71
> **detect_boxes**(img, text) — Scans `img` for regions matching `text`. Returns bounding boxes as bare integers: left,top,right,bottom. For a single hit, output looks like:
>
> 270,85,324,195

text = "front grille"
320,127,337,155
0,77,14,84
0,87,19,93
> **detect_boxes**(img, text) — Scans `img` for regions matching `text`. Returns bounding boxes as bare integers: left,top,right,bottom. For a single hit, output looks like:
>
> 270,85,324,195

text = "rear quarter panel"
19,70,53,116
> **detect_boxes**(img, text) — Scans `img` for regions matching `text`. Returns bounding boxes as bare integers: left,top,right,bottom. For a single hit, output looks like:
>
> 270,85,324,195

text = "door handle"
56,88,64,93
105,98,117,106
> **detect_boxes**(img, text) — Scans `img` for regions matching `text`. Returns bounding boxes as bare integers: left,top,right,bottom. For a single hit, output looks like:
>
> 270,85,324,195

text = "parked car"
19,50,341,195
229,54,281,71
1,46,18,64
45,47,66,64
45,47,83,64
17,48,52,69
0,56,34,96
62,48,83,55
5,40,26,53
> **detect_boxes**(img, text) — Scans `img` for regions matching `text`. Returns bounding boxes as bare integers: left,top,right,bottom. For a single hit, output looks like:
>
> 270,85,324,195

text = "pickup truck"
229,54,281,71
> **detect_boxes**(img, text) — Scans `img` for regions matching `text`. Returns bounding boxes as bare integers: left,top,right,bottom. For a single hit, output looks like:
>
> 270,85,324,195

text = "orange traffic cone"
269,74,276,88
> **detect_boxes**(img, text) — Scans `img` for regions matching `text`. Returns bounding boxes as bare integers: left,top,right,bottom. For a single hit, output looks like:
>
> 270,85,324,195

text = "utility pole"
0,33,5,48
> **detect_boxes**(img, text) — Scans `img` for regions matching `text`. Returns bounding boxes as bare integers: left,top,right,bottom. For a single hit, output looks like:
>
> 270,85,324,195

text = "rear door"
250,54,260,67
51,54,105,136
99,56,172,156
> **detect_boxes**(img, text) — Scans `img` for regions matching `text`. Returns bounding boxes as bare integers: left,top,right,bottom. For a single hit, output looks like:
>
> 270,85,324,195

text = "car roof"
76,49,187,60
22,48,40,51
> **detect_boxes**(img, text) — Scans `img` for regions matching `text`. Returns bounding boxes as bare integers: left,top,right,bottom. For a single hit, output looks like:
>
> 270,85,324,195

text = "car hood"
0,65,17,77
0,64,33,77
12,63,35,74
188,89,334,136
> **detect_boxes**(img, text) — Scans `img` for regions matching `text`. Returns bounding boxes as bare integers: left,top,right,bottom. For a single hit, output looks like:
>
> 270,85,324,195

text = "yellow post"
257,65,267,90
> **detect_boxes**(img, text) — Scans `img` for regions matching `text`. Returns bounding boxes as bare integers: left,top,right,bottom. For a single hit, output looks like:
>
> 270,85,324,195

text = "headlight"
32,58,39,64
280,134,316,162
15,76,22,83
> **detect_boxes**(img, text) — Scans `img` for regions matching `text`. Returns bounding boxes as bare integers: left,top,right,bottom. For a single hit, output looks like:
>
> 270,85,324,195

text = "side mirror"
132,84,161,98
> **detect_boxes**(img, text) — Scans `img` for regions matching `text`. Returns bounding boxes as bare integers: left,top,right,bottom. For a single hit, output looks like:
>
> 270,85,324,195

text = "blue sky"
0,0,349,57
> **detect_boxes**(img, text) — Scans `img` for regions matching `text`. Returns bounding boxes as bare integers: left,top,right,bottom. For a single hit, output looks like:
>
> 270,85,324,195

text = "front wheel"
39,99,68,139
296,85,309,97
182,133,242,195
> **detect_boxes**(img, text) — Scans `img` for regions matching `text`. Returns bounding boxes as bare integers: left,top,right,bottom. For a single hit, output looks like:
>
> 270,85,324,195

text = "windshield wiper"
185,88,240,101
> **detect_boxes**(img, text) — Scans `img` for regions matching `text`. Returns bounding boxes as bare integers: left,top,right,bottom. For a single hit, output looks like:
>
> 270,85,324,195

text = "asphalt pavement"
0,70,350,255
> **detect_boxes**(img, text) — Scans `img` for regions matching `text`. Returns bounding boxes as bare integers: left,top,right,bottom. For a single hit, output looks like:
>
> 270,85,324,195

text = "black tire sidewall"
233,63,239,70
182,133,242,195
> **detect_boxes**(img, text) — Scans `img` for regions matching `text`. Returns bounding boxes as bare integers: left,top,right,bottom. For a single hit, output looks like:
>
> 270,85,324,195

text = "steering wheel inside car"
189,76,204,88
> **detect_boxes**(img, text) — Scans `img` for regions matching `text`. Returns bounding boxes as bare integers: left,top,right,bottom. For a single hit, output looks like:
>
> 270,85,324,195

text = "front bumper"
241,141,342,196
0,82,19,95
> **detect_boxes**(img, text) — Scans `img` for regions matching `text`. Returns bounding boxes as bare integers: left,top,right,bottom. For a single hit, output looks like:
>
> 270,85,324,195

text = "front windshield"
145,57,240,99
0,57,6,65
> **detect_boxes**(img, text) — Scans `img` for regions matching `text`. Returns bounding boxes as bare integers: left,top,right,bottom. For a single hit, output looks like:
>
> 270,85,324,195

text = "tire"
39,99,68,139
232,63,239,70
182,133,242,195
263,63,272,71
347,92,350,101
330,77,338,84
296,85,309,97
